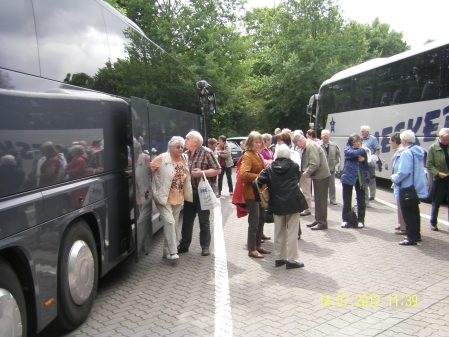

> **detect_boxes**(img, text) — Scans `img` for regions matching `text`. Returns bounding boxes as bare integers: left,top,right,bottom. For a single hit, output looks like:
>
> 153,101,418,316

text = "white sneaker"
165,254,179,260
358,222,365,228
341,222,349,228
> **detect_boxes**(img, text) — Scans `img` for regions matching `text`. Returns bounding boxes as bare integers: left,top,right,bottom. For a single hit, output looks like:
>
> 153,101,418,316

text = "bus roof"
322,38,449,86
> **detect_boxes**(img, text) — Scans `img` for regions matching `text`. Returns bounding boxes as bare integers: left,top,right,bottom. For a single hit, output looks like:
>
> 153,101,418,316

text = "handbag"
252,176,269,209
265,209,274,223
346,207,358,228
198,172,220,210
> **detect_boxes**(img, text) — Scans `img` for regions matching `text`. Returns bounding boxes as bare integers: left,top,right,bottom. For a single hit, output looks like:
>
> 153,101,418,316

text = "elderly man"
178,131,221,256
427,127,449,232
361,125,380,206
296,134,331,230
318,130,341,205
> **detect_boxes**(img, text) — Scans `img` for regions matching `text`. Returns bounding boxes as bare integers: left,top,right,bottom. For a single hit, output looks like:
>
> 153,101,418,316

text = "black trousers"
179,191,211,250
430,177,449,226
400,200,421,243
342,181,366,223
218,166,233,193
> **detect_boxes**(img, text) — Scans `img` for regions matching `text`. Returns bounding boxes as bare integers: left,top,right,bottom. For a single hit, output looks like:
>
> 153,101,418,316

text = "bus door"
130,97,153,261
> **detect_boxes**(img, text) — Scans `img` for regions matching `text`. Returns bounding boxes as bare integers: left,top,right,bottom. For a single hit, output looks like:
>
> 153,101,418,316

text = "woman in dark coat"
257,144,308,269
340,133,370,228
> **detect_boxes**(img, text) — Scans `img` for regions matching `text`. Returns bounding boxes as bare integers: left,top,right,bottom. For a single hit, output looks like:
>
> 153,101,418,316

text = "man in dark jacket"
257,145,308,270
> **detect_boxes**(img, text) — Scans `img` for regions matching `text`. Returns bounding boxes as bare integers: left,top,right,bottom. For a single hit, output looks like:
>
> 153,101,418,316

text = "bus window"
374,62,403,107
353,70,375,110
405,49,443,103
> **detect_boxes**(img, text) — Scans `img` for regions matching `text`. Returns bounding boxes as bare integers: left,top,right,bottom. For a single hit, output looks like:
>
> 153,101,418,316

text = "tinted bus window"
374,62,403,107
33,0,110,81
353,70,375,110
0,0,40,76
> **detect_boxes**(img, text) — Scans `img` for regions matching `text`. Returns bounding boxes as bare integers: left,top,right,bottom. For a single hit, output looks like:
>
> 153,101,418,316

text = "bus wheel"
53,219,98,330
0,257,27,337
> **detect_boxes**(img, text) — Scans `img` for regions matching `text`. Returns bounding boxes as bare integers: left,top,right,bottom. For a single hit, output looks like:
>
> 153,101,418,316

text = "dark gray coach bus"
0,1,205,335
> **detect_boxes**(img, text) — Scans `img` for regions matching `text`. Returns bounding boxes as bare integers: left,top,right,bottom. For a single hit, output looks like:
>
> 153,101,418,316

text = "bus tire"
52,219,98,331
0,257,27,337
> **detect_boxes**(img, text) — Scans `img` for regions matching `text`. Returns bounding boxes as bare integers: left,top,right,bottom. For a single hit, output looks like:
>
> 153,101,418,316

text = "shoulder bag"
399,148,420,207
252,176,269,208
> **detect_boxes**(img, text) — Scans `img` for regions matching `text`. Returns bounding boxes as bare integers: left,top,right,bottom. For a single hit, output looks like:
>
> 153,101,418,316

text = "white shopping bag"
198,172,220,210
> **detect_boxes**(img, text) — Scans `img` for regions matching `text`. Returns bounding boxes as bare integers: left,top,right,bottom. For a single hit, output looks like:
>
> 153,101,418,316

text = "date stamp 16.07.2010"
319,294,419,307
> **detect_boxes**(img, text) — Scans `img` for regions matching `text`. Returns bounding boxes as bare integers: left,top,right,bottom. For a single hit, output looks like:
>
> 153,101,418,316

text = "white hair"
275,144,291,159
291,131,304,145
188,131,203,145
168,136,185,150
282,128,291,133
0,155,16,165
360,125,370,132
321,129,330,135
400,129,416,144
439,128,449,137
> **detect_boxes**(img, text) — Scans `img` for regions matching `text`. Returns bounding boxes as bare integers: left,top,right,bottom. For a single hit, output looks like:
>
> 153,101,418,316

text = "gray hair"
439,128,449,137
274,128,281,134
275,144,291,159
262,133,272,142
0,155,15,165
168,136,185,151
360,125,370,132
282,128,291,133
291,131,304,146
188,131,203,145
321,129,330,135
400,130,416,144
70,144,86,157
294,129,304,136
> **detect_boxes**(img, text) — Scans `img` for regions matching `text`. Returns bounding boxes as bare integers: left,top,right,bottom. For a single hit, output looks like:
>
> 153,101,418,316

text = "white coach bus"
309,39,449,197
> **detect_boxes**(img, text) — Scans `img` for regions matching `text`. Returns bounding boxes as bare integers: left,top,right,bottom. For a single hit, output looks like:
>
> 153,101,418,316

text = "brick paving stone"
37,173,449,337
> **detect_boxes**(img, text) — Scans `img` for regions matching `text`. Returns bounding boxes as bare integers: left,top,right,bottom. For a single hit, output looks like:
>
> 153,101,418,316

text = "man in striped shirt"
178,131,221,256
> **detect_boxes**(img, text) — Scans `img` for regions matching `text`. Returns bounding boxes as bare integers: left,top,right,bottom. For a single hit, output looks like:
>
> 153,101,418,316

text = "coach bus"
0,0,209,336
309,39,449,196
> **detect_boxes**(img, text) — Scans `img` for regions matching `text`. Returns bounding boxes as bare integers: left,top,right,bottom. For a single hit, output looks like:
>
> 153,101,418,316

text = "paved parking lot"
41,173,449,337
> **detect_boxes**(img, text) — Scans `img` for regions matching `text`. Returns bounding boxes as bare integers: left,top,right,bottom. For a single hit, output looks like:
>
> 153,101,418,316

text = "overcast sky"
244,0,448,49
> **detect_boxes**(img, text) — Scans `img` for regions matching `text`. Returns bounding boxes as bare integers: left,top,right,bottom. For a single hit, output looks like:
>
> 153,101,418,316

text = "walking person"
389,132,406,235
178,131,221,256
240,131,270,258
361,125,380,206
426,127,449,231
340,134,370,228
318,129,341,205
391,130,428,245
149,136,192,260
257,145,307,269
217,135,234,197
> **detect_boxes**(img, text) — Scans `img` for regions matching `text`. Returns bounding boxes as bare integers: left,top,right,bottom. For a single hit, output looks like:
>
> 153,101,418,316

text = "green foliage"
98,0,410,137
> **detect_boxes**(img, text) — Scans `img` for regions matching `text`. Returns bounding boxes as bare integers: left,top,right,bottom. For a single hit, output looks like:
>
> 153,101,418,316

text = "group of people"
143,126,448,269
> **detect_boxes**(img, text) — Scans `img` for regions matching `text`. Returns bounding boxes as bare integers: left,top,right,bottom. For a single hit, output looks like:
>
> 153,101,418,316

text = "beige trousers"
273,213,300,261
299,176,312,211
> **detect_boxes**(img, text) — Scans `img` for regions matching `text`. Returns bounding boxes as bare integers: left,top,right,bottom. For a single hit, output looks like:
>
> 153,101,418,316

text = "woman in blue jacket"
391,130,428,245
340,133,370,228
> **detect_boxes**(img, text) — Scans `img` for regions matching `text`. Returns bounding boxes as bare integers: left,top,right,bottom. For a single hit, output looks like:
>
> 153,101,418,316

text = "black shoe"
369,197,374,201
311,224,328,230
202,248,210,256
306,222,317,228
398,240,417,246
286,261,305,269
275,259,287,267
177,245,189,253
300,211,311,216
298,235,301,240
330,201,337,205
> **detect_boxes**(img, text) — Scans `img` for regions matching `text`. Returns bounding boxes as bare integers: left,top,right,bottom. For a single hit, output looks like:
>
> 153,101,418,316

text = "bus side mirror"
306,104,312,115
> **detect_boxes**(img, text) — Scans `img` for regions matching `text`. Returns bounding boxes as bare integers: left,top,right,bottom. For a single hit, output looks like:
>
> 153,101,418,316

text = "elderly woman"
64,145,88,180
390,132,406,235
148,136,192,259
261,133,274,165
340,133,370,228
257,144,307,269
240,131,270,258
391,130,427,245
38,142,61,187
